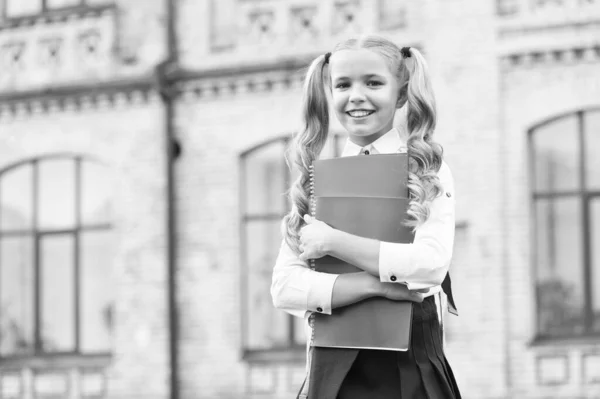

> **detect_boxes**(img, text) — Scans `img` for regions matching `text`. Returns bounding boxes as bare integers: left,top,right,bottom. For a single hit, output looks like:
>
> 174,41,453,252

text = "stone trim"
501,44,600,68
177,70,306,102
0,79,156,120
0,4,115,32
0,54,321,119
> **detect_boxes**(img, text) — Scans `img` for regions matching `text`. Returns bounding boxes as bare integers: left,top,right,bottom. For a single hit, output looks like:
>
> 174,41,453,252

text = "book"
309,153,415,351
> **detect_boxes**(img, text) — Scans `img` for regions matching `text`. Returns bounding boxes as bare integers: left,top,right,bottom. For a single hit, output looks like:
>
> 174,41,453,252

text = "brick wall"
502,58,600,399
0,96,170,399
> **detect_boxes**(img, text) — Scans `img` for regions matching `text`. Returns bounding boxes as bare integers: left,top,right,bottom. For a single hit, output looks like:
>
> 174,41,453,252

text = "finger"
298,252,306,261
410,292,425,302
414,288,430,294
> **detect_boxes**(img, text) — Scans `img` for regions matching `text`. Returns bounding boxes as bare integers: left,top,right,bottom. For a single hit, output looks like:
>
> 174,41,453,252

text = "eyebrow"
333,73,386,83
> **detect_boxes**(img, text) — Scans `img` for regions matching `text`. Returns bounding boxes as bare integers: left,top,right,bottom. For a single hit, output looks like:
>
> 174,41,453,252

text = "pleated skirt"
308,296,462,399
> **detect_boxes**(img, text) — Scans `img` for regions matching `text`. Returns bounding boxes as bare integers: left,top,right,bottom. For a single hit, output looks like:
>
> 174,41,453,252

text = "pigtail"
282,54,331,254
401,47,445,231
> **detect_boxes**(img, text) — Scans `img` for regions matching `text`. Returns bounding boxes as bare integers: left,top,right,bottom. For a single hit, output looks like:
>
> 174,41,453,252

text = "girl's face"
329,48,401,147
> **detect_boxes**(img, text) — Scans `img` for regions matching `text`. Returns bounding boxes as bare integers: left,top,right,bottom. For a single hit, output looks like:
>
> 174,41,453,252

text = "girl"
271,35,461,399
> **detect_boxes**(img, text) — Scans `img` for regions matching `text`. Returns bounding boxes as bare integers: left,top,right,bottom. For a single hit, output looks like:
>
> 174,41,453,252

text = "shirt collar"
341,127,406,157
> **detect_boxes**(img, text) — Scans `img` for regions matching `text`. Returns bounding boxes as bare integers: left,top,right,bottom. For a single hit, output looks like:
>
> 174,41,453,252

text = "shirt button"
446,192,452,197
316,307,323,312
364,150,370,155
390,276,397,282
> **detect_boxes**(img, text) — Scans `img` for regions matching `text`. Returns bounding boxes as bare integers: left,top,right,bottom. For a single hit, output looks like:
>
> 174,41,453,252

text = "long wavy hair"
282,35,444,254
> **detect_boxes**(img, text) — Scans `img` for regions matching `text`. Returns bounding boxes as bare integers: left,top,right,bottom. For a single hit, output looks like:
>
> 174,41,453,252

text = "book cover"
309,153,415,351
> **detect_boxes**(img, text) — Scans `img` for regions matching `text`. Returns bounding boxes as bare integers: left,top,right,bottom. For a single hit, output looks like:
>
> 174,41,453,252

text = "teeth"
348,110,373,117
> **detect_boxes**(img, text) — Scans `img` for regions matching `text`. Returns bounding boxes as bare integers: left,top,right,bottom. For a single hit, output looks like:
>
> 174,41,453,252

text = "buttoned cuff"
379,241,412,285
306,272,338,315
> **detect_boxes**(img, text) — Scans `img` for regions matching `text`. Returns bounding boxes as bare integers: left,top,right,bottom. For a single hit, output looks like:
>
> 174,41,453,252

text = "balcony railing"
497,0,599,27
209,0,409,55
0,6,117,92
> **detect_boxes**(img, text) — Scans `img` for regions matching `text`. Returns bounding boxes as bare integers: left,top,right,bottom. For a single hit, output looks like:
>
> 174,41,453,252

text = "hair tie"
400,47,412,58
324,52,332,64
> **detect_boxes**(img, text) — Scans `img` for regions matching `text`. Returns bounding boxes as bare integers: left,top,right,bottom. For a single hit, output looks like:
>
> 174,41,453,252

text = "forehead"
330,49,393,79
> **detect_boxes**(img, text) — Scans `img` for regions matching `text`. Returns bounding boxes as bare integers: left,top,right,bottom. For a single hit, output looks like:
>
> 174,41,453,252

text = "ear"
396,83,408,109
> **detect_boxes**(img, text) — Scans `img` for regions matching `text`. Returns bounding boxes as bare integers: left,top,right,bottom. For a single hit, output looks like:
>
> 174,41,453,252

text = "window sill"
242,347,305,364
528,333,600,348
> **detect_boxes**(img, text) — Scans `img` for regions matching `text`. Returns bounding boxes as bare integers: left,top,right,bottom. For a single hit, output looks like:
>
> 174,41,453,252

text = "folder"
309,153,414,351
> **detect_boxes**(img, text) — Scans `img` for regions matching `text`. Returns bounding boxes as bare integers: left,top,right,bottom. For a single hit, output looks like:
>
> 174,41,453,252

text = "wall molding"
0,79,156,120
500,44,600,69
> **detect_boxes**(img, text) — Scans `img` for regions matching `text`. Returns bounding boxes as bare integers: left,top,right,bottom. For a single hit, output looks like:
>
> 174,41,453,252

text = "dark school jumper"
297,275,461,399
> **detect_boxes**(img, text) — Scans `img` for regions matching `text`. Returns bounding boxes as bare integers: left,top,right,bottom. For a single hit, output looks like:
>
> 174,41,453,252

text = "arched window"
240,133,345,357
0,156,115,357
530,109,600,338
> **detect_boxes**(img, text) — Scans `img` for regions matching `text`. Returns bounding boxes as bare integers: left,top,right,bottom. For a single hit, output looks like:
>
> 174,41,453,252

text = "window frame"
239,133,346,362
0,155,113,359
529,108,600,340
239,136,302,361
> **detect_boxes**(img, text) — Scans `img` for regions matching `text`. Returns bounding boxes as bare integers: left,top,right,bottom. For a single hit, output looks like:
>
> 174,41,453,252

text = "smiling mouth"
346,110,375,118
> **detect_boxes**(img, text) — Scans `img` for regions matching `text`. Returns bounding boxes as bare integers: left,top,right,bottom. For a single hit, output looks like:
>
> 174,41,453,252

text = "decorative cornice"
0,54,317,119
174,56,315,101
177,72,305,102
501,44,600,69
0,78,156,120
0,4,116,31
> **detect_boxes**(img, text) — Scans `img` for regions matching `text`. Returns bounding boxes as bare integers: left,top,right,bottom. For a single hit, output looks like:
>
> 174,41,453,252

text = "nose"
348,85,366,104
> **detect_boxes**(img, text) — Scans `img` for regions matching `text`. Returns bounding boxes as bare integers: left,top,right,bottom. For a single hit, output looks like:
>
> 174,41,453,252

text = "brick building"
0,0,598,398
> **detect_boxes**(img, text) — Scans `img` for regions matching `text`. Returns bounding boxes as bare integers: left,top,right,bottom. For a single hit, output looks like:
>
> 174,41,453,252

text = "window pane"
81,161,112,226
47,0,80,8
535,197,585,336
0,236,35,355
243,140,287,216
585,110,600,190
80,230,115,352
6,0,42,17
38,159,76,231
245,220,288,349
532,115,579,192
591,197,600,332
40,235,75,352
1,164,33,231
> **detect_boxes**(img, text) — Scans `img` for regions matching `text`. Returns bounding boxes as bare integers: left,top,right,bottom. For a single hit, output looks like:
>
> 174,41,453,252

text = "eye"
367,80,383,87
335,82,349,89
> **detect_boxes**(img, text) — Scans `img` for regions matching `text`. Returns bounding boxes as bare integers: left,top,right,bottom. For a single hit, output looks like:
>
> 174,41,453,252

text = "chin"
347,127,378,137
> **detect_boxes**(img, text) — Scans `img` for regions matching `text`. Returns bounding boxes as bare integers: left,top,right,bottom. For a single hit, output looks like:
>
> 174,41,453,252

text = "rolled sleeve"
378,161,456,289
271,239,339,316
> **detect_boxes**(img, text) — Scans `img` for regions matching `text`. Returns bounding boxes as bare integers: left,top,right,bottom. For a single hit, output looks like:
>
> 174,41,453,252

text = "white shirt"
271,127,456,319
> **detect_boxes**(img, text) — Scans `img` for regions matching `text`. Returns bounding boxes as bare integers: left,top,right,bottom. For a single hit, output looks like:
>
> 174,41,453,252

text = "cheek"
331,93,347,114
373,92,398,115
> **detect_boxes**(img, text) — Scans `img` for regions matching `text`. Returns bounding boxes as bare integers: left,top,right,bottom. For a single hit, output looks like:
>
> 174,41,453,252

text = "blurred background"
0,0,599,398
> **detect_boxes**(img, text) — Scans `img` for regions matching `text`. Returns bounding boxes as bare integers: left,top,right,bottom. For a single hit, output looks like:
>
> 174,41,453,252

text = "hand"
298,214,334,261
379,283,429,303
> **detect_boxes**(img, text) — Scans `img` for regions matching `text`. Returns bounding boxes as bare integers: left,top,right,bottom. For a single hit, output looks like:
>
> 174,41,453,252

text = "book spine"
309,164,316,345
